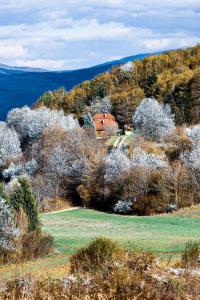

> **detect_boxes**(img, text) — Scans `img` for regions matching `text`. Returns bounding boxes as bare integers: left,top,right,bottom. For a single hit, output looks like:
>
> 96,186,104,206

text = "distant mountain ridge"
0,52,158,120
0,63,46,73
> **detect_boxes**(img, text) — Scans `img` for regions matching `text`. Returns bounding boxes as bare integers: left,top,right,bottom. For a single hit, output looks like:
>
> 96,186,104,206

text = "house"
93,113,119,137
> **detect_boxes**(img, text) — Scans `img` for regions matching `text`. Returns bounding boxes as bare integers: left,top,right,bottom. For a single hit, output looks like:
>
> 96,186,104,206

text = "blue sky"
0,0,199,70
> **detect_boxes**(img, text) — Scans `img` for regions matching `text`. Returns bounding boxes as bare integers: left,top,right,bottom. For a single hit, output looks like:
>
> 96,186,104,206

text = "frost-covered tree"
120,61,134,72
7,106,79,143
113,200,133,213
45,143,86,183
84,113,95,129
3,159,38,181
38,127,90,198
133,98,175,141
185,125,200,145
0,122,21,166
104,150,130,184
131,149,168,170
0,197,20,252
83,113,96,138
180,143,200,174
89,97,112,115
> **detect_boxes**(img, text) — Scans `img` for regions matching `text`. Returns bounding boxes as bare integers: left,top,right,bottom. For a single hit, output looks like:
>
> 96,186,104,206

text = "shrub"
182,241,200,267
164,127,192,161
70,237,122,273
21,230,54,261
126,247,156,272
113,200,133,213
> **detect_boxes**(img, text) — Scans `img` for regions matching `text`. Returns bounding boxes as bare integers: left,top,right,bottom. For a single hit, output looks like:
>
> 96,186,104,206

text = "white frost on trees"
182,125,200,173
0,197,20,252
113,200,133,213
131,149,168,170
45,144,85,182
185,125,200,145
104,150,130,184
180,143,200,174
0,122,21,166
43,129,88,199
105,148,168,184
133,98,175,141
7,106,79,142
3,159,38,180
120,61,134,72
89,97,112,115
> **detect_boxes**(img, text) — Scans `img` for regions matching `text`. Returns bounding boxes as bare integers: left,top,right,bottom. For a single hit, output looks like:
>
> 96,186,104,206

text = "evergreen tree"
190,72,200,124
38,91,54,108
143,70,161,99
83,113,96,138
10,177,39,231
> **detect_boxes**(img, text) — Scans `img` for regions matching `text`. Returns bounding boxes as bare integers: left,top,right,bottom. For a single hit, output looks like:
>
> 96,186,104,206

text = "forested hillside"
36,45,200,127
0,53,149,120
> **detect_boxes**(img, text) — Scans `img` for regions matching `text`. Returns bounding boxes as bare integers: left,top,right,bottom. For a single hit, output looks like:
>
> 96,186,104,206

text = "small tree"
133,98,175,141
10,177,39,231
83,113,96,138
0,197,20,253
0,122,21,166
89,97,112,115
180,142,200,176
186,124,200,145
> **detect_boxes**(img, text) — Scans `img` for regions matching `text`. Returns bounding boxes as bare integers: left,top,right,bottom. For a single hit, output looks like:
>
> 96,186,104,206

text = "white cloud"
0,0,199,69
143,36,200,51
14,59,66,70
0,44,27,59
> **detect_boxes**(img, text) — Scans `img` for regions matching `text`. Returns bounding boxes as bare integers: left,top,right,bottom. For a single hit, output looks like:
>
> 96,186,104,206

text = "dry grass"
0,254,70,282
1,238,200,300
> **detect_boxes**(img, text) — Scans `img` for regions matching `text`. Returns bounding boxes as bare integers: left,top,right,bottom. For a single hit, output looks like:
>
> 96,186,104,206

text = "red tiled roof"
93,113,115,121
93,113,119,132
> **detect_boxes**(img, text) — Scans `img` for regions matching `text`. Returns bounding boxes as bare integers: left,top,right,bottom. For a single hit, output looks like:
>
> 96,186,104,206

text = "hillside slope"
0,53,150,120
36,45,200,126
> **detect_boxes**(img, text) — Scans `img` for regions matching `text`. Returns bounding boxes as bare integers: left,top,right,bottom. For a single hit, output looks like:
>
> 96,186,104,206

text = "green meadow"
41,208,200,256
1,207,200,281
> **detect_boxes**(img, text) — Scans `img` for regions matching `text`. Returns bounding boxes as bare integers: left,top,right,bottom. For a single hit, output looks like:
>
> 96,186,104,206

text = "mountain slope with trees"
0,53,150,120
36,45,200,127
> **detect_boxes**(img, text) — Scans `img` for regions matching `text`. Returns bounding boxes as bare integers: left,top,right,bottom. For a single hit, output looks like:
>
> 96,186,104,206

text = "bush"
21,230,54,261
182,241,200,267
70,237,122,273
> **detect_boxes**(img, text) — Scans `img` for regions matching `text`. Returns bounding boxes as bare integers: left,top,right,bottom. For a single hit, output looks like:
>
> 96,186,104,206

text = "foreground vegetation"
1,206,200,283
1,237,200,299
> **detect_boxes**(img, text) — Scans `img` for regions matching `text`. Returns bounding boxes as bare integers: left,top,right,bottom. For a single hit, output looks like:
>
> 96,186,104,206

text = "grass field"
41,208,200,256
1,207,200,281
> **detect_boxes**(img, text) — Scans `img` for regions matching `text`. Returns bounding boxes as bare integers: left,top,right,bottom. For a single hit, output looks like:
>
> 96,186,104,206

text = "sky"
0,0,199,70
